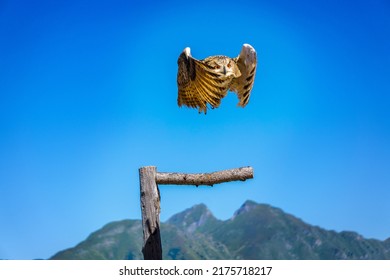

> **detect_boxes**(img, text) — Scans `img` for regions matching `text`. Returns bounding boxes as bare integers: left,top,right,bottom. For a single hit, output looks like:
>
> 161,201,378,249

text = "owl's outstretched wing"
229,44,257,107
177,48,231,114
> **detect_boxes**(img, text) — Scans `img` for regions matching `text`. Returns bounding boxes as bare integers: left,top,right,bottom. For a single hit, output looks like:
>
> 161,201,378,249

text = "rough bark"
139,166,162,260
155,166,254,186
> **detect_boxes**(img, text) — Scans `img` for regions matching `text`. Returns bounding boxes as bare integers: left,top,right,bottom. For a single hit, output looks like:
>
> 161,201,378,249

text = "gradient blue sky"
1,0,389,259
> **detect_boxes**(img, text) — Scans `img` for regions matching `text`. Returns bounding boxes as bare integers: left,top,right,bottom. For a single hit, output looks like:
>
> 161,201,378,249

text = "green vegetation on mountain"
50,201,390,260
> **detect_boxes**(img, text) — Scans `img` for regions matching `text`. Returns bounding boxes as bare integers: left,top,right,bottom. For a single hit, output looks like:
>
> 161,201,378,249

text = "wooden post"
139,166,162,260
139,166,253,260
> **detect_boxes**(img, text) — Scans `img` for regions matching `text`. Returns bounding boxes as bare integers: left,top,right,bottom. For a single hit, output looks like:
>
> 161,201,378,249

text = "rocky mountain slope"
51,201,390,260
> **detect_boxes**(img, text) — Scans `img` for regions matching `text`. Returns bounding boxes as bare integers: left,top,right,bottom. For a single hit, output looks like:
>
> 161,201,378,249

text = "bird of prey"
177,44,257,114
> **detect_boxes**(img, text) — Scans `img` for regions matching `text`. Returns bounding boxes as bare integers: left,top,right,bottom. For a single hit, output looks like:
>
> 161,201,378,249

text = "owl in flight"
177,44,257,114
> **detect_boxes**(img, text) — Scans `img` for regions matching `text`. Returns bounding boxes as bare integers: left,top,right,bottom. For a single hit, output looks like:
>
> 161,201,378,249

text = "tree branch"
155,166,253,186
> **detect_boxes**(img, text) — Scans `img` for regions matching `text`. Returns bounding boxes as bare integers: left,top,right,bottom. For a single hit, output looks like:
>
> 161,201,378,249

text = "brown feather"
177,45,256,113
229,44,257,107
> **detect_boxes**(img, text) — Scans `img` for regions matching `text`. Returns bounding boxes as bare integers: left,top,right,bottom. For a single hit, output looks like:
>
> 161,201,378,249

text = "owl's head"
204,56,241,78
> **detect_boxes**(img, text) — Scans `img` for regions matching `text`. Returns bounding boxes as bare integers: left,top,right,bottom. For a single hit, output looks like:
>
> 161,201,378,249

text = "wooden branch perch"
139,165,253,260
155,166,254,186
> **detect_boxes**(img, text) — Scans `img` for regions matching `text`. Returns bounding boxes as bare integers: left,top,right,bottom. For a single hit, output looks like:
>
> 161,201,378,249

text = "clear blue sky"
0,0,389,259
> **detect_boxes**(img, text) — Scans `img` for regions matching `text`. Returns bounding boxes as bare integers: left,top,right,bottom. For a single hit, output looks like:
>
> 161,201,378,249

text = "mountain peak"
231,200,259,220
167,203,219,233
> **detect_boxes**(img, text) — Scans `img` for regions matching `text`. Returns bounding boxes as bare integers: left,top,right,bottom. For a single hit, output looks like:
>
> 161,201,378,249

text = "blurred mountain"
50,201,390,260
